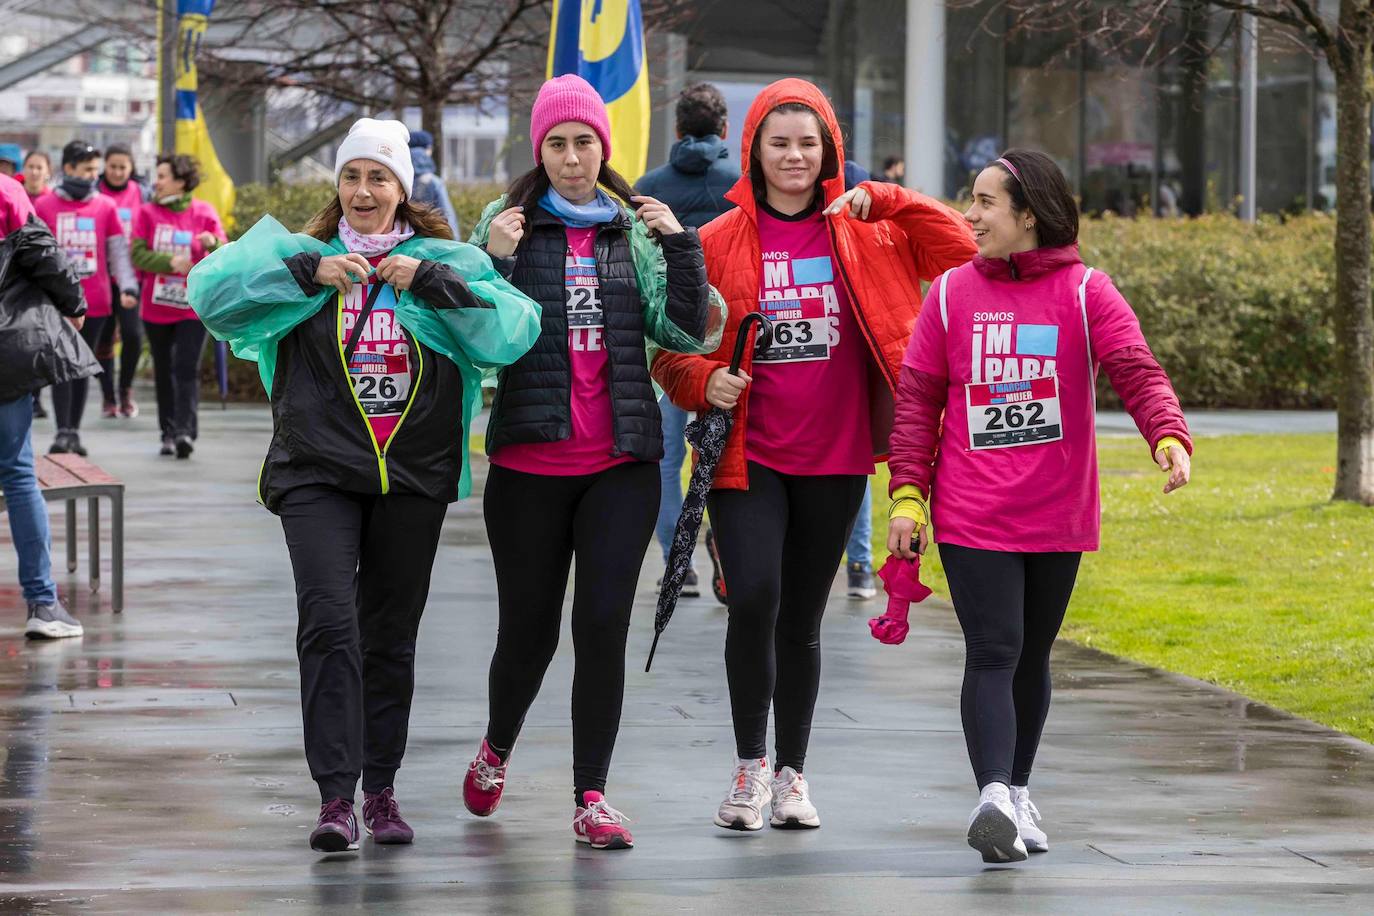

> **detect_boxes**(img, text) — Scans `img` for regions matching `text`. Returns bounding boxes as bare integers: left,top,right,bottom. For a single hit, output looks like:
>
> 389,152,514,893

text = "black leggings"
940,544,1081,789
143,319,207,440
278,484,448,802
707,461,866,771
483,461,658,797
51,316,109,432
96,299,143,401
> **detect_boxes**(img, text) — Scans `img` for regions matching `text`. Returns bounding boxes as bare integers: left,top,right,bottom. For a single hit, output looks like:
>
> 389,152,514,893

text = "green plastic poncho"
469,196,727,364
186,214,542,499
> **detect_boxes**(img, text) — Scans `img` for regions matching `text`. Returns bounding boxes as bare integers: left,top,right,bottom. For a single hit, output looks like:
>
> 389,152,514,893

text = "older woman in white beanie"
188,117,541,854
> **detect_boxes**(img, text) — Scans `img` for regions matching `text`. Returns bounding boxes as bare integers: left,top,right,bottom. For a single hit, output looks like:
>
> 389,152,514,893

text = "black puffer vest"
487,206,664,462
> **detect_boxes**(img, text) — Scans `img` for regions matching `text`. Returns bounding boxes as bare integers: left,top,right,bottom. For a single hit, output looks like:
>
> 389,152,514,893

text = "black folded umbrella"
646,312,772,672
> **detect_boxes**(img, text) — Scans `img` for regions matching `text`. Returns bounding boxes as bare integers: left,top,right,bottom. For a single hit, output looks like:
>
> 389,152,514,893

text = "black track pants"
143,319,206,440
279,484,448,802
940,544,1081,789
96,300,144,401
707,461,866,771
482,460,659,796
50,316,108,432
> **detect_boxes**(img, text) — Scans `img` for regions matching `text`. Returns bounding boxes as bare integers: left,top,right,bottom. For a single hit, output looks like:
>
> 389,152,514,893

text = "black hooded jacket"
0,217,97,402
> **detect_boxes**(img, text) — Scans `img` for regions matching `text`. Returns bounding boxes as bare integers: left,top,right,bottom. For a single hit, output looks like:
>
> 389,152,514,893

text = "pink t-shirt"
33,193,124,318
99,181,143,239
491,225,632,476
337,254,413,451
134,198,226,324
903,260,1149,552
0,174,35,237
745,205,873,477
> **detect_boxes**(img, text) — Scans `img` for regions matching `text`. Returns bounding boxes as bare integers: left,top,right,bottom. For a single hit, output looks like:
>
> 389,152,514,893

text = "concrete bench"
0,454,124,612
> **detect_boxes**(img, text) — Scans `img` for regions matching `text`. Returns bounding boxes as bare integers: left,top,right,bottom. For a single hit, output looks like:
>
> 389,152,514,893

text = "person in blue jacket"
635,82,738,597
408,129,462,239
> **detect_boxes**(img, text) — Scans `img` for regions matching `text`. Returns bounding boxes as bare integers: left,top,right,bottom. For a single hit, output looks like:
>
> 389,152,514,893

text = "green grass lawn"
871,434,1374,743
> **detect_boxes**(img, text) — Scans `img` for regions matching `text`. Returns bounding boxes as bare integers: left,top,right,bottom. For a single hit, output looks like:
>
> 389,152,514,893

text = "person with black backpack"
0,176,97,639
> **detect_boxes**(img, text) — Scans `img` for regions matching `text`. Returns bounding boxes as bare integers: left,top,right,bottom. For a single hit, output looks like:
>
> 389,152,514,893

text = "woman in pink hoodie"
886,149,1192,864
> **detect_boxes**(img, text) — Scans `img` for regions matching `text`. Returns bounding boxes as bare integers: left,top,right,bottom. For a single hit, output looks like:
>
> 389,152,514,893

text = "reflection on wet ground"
0,404,1370,913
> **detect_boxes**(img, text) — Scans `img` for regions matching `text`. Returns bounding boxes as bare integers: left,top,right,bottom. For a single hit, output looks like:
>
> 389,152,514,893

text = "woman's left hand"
1156,444,1191,494
631,195,684,236
196,231,218,249
823,186,874,221
376,254,422,291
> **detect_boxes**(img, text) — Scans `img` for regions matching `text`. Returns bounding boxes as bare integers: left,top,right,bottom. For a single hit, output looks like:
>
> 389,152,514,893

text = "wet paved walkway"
0,399,1370,913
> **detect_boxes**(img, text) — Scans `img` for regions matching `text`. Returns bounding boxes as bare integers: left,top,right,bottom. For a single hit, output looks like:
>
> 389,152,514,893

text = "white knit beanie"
334,118,415,197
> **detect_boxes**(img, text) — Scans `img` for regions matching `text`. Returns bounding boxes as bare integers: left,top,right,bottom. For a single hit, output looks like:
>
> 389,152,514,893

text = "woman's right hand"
169,253,193,275
314,253,373,295
486,206,526,258
887,516,928,559
705,367,751,409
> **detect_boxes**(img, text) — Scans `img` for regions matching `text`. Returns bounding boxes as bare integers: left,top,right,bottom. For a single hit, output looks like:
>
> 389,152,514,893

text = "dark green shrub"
1080,212,1336,408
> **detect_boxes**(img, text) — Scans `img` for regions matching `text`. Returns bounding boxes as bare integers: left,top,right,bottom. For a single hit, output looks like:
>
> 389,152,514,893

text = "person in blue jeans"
1,185,97,638
846,484,875,599
1,397,75,635
637,82,739,596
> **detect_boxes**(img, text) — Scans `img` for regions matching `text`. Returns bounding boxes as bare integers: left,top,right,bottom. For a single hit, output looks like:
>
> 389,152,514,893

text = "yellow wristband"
888,484,930,526
1154,436,1184,457
889,499,928,526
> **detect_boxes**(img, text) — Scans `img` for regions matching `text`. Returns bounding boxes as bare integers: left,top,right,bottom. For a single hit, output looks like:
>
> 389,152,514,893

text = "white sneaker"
769,766,820,829
714,757,772,831
967,782,1028,863
1010,785,1048,853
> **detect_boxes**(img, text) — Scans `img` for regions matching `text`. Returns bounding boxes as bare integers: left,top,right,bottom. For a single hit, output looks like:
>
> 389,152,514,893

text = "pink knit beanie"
530,74,613,165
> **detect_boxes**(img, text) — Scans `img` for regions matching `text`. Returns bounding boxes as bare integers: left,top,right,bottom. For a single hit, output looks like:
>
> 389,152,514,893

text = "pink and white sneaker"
572,791,633,850
463,738,508,817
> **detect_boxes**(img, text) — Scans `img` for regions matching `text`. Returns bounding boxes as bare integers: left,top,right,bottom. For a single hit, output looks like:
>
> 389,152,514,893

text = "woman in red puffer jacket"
653,77,975,834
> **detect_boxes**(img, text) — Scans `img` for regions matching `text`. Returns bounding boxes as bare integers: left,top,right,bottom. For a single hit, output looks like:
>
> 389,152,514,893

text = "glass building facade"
686,0,1336,216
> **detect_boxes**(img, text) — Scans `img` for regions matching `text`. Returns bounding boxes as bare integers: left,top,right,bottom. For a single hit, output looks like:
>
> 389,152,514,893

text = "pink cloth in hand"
868,554,933,645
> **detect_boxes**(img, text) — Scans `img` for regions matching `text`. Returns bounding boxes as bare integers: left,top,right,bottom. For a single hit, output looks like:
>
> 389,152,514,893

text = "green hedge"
222,184,1337,408
1080,212,1336,409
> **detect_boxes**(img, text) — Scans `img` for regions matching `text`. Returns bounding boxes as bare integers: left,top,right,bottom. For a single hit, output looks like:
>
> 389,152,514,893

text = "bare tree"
101,0,692,173
967,0,1374,505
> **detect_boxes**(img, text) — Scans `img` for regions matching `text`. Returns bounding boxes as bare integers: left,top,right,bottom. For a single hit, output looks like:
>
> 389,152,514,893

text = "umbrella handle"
645,631,662,673
729,313,772,376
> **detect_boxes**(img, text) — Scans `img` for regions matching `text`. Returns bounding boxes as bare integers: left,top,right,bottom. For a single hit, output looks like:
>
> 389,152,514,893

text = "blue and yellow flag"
158,0,235,226
548,0,651,183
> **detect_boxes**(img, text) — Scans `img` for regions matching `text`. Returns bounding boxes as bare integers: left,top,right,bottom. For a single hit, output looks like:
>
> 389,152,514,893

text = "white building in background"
0,15,158,171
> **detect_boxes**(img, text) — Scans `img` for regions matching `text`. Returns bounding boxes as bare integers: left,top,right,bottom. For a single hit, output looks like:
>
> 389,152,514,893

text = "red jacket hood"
725,78,847,219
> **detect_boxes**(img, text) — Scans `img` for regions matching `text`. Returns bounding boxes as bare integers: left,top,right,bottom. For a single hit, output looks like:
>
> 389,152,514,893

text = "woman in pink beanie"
463,73,725,851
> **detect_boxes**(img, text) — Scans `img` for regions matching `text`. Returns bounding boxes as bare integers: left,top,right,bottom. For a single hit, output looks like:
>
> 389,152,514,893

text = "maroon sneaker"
362,787,414,844
309,798,359,852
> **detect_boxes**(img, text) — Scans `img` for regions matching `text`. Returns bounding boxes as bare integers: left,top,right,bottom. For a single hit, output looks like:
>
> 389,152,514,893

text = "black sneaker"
67,432,88,457
847,561,876,600
25,600,84,639
175,435,194,459
160,436,175,456
681,568,701,598
48,431,72,455
656,568,702,599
